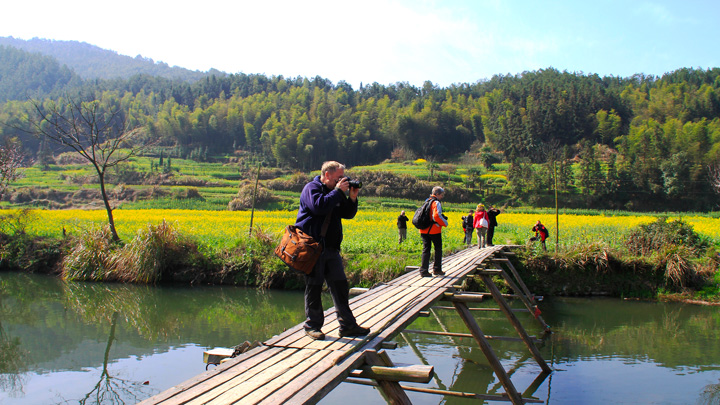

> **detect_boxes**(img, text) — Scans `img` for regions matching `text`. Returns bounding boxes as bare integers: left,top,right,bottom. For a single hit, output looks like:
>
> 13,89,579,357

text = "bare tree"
0,138,24,198
709,162,720,194
24,96,148,241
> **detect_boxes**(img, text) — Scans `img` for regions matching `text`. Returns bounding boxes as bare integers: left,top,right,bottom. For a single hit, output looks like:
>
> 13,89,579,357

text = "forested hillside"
0,45,82,102
0,39,719,211
0,37,217,82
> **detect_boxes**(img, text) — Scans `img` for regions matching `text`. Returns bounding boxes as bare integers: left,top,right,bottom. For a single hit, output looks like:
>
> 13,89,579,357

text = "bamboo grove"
1,46,720,211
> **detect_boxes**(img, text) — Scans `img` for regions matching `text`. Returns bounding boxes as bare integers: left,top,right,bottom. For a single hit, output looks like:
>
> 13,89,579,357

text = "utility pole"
249,162,261,236
554,161,559,252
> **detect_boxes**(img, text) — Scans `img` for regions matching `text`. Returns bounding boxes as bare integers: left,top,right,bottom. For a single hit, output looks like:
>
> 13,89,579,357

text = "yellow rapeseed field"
6,208,719,252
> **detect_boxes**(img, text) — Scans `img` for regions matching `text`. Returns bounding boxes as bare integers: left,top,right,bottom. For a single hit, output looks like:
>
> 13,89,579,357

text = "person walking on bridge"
474,204,489,248
486,205,501,246
418,186,448,277
295,161,370,341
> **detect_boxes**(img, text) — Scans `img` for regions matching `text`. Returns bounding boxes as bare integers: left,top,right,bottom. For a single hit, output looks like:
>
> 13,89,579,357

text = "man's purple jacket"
295,175,358,250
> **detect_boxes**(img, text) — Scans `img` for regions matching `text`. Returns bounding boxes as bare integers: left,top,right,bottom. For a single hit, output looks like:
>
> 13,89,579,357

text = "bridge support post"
453,301,525,405
363,350,412,404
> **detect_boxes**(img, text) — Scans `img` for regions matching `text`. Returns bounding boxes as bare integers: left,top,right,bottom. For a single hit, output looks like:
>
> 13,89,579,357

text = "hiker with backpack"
414,186,448,277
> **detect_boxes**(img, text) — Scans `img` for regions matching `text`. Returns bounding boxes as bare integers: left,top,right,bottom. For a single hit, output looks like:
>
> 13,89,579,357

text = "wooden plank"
202,348,319,405
265,283,397,350
432,305,530,312
324,284,440,363
330,283,447,368
257,350,360,405
302,284,421,352
179,348,300,405
203,348,235,365
137,345,274,405
240,349,333,404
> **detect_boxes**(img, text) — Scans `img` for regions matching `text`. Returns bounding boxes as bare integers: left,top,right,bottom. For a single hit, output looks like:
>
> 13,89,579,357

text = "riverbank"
2,230,718,305
0,209,717,302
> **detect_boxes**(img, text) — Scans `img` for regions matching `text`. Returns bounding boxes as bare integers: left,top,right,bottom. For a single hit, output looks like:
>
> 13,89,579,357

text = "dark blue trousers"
303,248,358,332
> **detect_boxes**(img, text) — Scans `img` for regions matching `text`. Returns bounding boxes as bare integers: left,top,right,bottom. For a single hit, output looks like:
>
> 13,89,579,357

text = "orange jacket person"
418,186,449,277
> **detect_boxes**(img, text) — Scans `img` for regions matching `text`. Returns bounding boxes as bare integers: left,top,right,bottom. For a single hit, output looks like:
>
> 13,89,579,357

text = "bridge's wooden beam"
432,305,529,312
403,329,541,344
344,378,543,403
379,341,398,350
363,350,412,404
349,363,434,383
349,287,369,296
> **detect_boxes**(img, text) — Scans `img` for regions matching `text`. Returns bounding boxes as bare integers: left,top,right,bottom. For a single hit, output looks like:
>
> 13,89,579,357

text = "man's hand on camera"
335,177,349,192
348,183,359,201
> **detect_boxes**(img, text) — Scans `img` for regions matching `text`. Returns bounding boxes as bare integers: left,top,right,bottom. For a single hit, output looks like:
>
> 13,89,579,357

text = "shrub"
61,226,118,281
228,182,277,210
174,187,205,200
114,220,208,284
0,209,63,274
265,173,312,192
626,217,707,256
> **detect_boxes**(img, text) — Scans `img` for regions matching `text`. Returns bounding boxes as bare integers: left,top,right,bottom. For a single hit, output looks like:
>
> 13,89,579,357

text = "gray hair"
321,161,346,175
432,186,445,196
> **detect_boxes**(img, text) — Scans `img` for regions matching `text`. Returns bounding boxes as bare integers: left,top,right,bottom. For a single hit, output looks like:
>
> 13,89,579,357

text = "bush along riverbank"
0,212,718,303
514,219,720,303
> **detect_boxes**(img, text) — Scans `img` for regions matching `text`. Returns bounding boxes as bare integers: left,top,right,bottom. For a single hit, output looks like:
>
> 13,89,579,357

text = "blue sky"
2,0,718,89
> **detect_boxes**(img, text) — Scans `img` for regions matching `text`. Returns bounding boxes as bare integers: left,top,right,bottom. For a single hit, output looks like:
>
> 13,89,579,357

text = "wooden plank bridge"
139,245,552,405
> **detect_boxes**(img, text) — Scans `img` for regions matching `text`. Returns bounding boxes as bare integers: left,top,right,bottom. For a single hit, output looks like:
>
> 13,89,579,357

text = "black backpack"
412,197,437,229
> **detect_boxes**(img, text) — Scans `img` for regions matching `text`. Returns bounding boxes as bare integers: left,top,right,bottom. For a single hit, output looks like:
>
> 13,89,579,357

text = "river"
0,273,718,404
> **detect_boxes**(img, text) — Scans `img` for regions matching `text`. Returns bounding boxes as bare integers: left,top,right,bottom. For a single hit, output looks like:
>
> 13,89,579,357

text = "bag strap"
320,208,333,238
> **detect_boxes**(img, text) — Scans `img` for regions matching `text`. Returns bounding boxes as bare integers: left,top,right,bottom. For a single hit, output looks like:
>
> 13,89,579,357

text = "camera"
347,178,362,189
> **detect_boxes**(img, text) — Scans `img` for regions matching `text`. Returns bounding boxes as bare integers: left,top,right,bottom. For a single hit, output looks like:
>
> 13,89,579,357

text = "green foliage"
0,209,63,273
62,221,210,284
61,226,118,281
2,44,720,211
0,37,211,82
626,217,707,256
228,182,278,211
114,220,208,284
0,44,81,102
219,227,302,289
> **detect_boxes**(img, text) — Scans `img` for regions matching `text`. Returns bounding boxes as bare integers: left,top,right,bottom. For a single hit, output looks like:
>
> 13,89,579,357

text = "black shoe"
433,270,445,276
305,328,325,340
339,325,370,337
419,269,432,277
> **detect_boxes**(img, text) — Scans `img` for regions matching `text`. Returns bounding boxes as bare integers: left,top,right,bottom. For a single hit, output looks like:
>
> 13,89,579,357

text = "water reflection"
0,273,305,404
1,274,719,404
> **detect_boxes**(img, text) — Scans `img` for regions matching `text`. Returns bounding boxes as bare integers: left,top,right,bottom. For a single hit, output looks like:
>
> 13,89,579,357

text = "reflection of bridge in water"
139,245,552,404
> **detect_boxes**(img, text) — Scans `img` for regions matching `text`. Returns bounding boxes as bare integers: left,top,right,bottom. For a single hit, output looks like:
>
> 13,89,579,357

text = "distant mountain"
0,45,83,102
0,37,224,82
